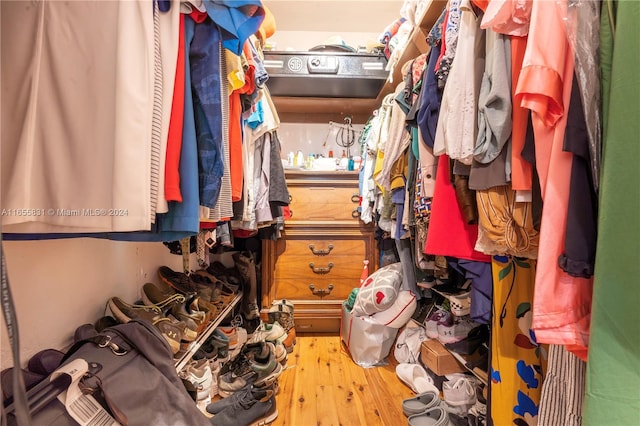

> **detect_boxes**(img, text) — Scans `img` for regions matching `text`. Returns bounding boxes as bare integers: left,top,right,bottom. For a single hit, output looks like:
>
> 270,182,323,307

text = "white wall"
0,239,190,369
277,122,366,159
264,0,403,51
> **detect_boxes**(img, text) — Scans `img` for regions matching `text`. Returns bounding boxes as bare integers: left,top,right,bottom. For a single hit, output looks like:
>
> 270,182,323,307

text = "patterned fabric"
538,344,585,426
436,0,462,88
427,8,446,46
413,166,432,219
490,256,546,426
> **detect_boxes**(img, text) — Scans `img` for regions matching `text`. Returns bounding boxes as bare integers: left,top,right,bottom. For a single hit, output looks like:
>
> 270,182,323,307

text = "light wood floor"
272,334,415,426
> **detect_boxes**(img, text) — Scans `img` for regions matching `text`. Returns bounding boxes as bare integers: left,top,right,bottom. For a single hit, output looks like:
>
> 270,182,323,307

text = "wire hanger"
328,117,361,157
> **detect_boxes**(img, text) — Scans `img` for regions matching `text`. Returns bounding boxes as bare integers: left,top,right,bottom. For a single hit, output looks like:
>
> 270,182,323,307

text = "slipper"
395,363,439,394
402,391,441,416
407,406,451,426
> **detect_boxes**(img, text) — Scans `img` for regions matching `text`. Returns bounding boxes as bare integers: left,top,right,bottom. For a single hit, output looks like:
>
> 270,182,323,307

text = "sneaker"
217,326,239,350
206,261,243,291
218,347,283,397
180,359,213,407
206,381,278,415
267,303,296,347
210,329,230,362
442,374,476,416
209,388,278,426
437,317,479,345
209,359,221,398
266,341,287,366
141,283,199,341
425,308,451,339
249,321,289,349
157,266,200,295
218,342,270,378
449,292,471,317
106,297,184,354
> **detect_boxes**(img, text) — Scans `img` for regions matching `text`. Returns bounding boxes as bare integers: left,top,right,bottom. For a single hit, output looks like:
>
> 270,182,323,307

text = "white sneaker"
437,316,479,344
442,376,476,416
248,321,287,346
181,359,213,408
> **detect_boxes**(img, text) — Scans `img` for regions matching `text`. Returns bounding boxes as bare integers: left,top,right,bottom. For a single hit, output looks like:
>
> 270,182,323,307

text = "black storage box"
263,51,388,98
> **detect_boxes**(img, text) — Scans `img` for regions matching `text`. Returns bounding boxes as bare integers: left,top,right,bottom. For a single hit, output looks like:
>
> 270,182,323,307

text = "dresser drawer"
288,185,360,222
278,239,365,257
270,277,354,301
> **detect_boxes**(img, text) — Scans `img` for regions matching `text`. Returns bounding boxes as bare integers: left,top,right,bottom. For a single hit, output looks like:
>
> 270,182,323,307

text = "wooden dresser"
261,170,377,333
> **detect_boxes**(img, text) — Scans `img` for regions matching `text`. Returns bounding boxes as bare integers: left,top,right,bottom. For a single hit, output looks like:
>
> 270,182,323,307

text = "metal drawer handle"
289,194,293,203
309,262,334,274
309,284,334,298
352,209,360,219
308,244,333,256
351,194,360,203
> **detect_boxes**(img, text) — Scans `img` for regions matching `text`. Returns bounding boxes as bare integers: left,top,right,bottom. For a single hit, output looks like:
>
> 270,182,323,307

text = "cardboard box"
420,339,466,376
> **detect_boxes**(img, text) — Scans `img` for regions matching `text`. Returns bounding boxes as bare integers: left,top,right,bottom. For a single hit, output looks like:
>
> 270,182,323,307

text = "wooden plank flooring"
272,334,415,426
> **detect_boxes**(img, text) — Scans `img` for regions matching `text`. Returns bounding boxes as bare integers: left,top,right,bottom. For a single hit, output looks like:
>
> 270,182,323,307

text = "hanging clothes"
1,1,155,234
515,0,592,360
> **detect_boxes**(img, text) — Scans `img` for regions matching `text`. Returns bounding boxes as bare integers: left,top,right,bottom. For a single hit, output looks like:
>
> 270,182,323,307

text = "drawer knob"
351,194,360,203
309,284,334,298
309,262,334,274
308,244,334,256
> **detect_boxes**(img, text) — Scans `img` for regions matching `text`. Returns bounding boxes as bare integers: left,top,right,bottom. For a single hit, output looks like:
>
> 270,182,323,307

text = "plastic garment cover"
561,0,602,191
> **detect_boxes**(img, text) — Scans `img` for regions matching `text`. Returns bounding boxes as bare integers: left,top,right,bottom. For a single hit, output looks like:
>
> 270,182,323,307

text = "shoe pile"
266,299,296,353
216,341,283,397
202,335,287,425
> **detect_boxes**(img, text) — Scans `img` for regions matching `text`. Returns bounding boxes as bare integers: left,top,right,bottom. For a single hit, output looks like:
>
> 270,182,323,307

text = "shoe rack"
174,292,243,372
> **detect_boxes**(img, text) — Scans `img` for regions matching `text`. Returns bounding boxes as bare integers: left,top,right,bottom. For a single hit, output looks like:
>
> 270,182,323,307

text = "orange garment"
472,0,489,12
228,90,243,202
515,0,592,360
165,14,185,202
510,36,532,190
256,5,276,46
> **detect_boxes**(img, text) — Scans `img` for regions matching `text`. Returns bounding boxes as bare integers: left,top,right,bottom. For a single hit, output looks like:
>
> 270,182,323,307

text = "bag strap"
1,245,32,426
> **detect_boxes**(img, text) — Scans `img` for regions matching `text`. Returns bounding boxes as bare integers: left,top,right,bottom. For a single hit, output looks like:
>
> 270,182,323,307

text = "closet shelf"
377,0,447,100
270,0,447,124
174,292,243,372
